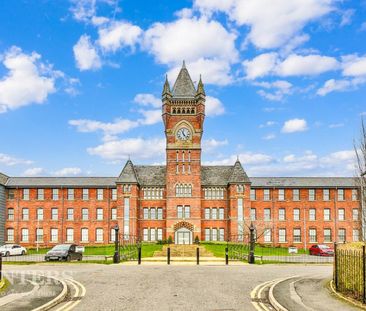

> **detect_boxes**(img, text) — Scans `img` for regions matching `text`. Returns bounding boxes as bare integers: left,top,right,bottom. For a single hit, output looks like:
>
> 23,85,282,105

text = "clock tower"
162,61,205,243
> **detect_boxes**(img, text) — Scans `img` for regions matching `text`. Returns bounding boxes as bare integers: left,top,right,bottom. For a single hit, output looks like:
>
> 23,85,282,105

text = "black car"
45,244,83,262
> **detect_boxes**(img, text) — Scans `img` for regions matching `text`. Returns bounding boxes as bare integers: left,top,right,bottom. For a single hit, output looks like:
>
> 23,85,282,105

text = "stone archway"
174,221,194,245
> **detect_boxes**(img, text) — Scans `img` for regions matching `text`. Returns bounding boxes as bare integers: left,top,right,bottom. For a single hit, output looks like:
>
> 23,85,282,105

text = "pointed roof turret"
117,159,139,183
162,75,171,97
228,159,250,184
0,172,9,186
196,74,205,96
172,61,196,98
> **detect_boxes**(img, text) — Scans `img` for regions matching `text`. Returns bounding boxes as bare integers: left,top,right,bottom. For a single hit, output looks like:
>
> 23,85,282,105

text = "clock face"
176,127,191,141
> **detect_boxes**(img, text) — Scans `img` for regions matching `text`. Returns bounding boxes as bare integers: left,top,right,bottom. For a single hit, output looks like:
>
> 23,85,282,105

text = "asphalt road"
2,263,336,311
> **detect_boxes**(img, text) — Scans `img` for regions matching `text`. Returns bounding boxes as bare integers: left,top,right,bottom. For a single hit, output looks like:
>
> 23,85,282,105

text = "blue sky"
0,0,365,177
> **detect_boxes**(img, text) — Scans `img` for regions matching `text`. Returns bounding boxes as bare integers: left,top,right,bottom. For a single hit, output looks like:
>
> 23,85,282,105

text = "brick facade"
0,64,362,248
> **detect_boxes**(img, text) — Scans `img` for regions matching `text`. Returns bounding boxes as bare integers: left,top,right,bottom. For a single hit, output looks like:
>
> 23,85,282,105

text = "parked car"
309,244,334,256
0,244,27,257
45,244,83,262
75,245,85,253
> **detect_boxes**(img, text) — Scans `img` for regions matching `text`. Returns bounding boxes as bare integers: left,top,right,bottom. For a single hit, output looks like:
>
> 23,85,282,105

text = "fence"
334,243,366,303
119,235,141,261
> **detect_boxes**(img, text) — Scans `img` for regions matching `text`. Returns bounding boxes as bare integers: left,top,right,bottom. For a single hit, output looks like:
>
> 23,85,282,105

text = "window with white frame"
204,187,225,199
219,208,224,220
309,189,315,201
309,208,316,221
278,189,285,201
279,208,285,221
338,208,345,221
81,208,88,220
157,228,163,241
111,208,117,220
111,188,117,200
22,208,29,220
324,208,331,221
278,229,286,242
293,208,300,221
81,228,88,242
212,228,218,241
97,189,104,200
96,228,103,242
293,189,300,201
23,189,30,200
211,208,217,220
143,228,149,241
51,228,58,242
7,228,14,242
250,208,256,221
264,229,271,242
338,228,346,242
82,189,89,200
67,208,74,220
219,228,225,241
184,206,190,218
36,228,43,242
8,189,15,200
309,229,317,243
250,189,256,200
238,198,243,240
263,189,270,201
157,208,163,220
143,208,149,219
110,228,116,242
177,206,183,218
150,228,156,241
150,208,156,220
323,189,330,201
123,185,131,193
337,189,345,201
67,189,74,200
264,208,271,221
353,209,359,221
7,208,14,220
52,189,59,200
293,228,301,243
353,229,359,242
37,208,43,221
21,228,29,242
124,198,130,239
37,189,44,200
205,208,210,220
51,208,58,220
205,228,210,241
352,189,358,201
66,228,74,242
96,208,103,220
324,229,332,243
143,187,163,199
237,184,244,193
175,184,192,197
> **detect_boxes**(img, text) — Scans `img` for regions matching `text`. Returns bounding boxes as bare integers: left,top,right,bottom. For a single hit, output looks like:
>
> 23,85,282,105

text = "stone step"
153,245,214,257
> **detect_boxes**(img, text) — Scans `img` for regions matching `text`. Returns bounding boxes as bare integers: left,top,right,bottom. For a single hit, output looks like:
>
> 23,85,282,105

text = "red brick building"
0,63,362,248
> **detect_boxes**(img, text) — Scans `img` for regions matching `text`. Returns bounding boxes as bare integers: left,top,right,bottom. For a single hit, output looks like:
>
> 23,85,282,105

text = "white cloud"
342,54,366,77
134,93,161,108
53,167,82,177
202,138,228,152
98,21,142,53
281,118,308,133
70,0,97,22
194,0,334,49
255,80,293,101
329,123,344,128
73,35,102,71
138,109,161,125
205,96,225,116
87,137,165,161
340,9,354,27
262,133,276,140
204,152,273,166
317,77,366,96
23,167,44,176
259,121,277,128
0,153,33,166
243,53,338,79
0,46,57,113
69,118,139,135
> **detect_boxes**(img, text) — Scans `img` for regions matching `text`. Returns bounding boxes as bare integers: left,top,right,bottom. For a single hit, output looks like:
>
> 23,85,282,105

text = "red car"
309,244,334,256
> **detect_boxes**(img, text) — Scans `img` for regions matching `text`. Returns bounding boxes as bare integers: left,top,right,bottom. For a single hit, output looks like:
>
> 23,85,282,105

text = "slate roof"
117,160,139,183
172,61,196,98
5,177,117,187
134,166,166,186
0,173,8,186
250,177,358,188
228,160,250,184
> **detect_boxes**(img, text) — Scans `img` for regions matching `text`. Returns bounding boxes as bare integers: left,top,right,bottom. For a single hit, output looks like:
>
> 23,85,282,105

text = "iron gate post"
248,222,255,264
113,225,120,264
334,242,338,290
138,245,142,265
197,247,199,265
167,247,170,265
225,247,229,265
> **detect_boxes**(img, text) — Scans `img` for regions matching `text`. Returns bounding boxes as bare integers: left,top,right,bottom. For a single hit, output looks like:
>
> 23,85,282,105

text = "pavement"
1,263,347,311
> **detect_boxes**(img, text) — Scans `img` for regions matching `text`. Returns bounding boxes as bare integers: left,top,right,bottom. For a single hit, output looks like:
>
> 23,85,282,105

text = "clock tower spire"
162,61,205,243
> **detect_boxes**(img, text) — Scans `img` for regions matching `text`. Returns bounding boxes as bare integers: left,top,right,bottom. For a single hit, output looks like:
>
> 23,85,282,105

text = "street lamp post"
248,222,255,264
113,224,120,264
361,171,366,241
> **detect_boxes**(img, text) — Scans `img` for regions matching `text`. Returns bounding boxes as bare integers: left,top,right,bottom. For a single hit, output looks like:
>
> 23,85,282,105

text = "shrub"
167,236,173,244
194,236,200,244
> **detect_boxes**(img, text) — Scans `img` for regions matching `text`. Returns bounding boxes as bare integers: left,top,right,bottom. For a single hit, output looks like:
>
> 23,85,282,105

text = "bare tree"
354,119,366,241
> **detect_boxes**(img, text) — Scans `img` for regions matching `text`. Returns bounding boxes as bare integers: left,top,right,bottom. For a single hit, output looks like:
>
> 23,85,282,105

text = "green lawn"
201,243,308,258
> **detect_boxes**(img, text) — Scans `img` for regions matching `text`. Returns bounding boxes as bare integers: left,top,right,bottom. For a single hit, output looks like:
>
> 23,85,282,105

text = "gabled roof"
201,166,234,186
134,166,166,186
249,177,358,188
228,160,251,184
5,177,116,187
117,160,139,183
0,173,9,186
172,61,196,98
